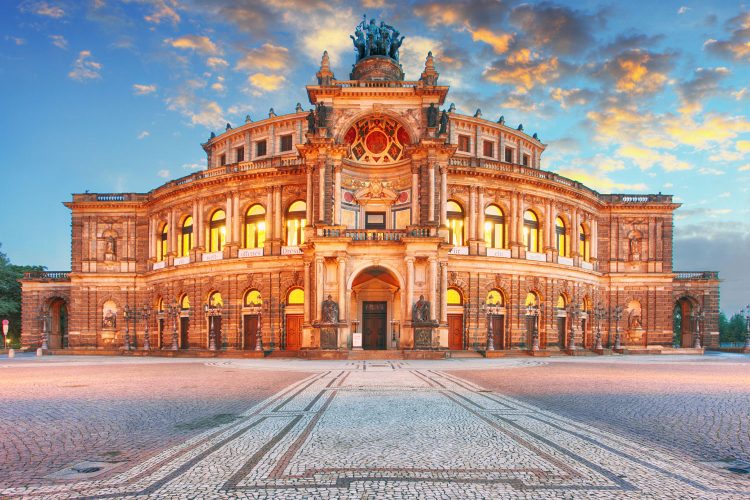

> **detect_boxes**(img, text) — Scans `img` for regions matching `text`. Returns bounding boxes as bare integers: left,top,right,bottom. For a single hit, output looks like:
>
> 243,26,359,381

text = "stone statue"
316,103,329,131
103,310,116,329
105,235,116,260
295,102,303,113
438,110,448,135
427,103,438,128
628,310,642,329
629,237,641,260
351,17,404,62
321,295,339,324
307,109,316,133
351,28,366,60
413,295,431,323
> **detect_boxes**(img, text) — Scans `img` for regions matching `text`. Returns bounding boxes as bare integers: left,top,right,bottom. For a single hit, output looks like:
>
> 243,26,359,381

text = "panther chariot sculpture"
350,15,405,62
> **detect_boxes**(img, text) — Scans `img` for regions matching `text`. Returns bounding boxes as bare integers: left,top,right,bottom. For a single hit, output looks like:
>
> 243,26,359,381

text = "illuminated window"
287,287,304,304
483,140,494,157
158,224,168,261
208,210,226,252
180,216,193,257
556,294,566,309
280,134,293,152
579,224,590,262
156,297,164,312
556,217,568,257
486,289,504,306
244,204,266,249
447,200,464,246
523,210,540,252
180,294,190,310
458,135,470,152
525,292,538,307
484,204,506,249
243,290,262,307
447,288,463,305
208,291,223,307
286,201,307,246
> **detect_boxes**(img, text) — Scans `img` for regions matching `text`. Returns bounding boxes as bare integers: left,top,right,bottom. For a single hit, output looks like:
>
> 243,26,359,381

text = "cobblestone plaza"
1,354,748,498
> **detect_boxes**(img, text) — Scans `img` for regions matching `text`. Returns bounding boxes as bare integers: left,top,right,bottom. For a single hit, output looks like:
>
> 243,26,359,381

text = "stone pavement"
0,354,748,498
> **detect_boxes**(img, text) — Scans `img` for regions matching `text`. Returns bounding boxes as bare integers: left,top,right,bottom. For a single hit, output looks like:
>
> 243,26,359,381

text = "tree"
0,243,45,347
718,312,730,343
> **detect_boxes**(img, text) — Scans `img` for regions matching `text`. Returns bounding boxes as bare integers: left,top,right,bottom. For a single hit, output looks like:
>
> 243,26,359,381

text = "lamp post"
38,306,50,351
140,305,152,351
465,301,472,350
166,301,179,350
525,304,540,351
2,319,8,350
123,305,133,350
743,305,750,350
246,297,264,352
612,305,624,350
593,303,607,351
203,301,222,351
566,300,579,350
692,308,705,349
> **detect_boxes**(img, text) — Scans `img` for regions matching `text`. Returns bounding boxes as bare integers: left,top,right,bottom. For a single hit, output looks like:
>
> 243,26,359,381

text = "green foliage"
0,243,45,345
719,311,748,344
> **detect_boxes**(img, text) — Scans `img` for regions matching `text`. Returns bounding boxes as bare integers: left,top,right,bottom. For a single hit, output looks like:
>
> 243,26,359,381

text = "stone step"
347,350,404,360
447,350,484,358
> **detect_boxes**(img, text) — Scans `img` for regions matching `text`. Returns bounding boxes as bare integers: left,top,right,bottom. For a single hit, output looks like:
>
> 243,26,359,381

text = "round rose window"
343,117,410,164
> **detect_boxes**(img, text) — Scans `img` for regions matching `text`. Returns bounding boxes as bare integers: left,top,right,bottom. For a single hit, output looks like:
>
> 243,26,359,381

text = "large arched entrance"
349,266,402,350
674,296,699,347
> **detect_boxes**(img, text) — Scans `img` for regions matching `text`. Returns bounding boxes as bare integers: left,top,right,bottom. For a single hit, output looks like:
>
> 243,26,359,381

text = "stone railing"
674,271,719,280
72,193,148,203
317,226,436,240
600,194,674,204
172,157,304,187
333,80,419,88
23,271,71,281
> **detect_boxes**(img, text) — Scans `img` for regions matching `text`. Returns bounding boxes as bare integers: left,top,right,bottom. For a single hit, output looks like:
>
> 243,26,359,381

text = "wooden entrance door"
362,301,387,350
243,315,258,350
180,317,190,348
448,314,463,350
158,318,164,349
556,317,566,348
213,317,223,349
286,314,303,351
491,315,505,350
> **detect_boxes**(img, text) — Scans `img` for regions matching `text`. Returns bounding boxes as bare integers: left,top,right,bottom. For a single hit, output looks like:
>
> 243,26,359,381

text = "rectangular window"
483,140,494,158
256,140,267,157
219,154,226,166
504,147,513,163
365,212,386,230
522,153,530,166
280,134,293,152
458,135,470,153
236,146,244,163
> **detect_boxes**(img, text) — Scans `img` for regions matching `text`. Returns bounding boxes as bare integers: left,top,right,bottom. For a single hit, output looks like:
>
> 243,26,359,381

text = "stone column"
591,218,598,262
274,186,282,244
337,256,346,321
148,217,154,260
440,165,448,227
306,166,313,223
303,261,311,323
429,257,438,322
411,166,419,224
477,188,485,242
333,163,342,225
315,257,325,322
405,257,415,314
440,262,448,324
244,131,251,162
233,193,241,245
571,208,579,258
191,201,199,252
469,185,476,242
318,161,326,222
428,163,435,223
225,195,233,245
197,200,205,249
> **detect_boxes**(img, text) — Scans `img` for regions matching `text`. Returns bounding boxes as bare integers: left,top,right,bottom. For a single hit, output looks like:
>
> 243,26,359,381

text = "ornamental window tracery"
343,116,410,164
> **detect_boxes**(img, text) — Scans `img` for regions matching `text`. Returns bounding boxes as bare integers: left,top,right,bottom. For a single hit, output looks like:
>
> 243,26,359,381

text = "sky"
0,0,749,313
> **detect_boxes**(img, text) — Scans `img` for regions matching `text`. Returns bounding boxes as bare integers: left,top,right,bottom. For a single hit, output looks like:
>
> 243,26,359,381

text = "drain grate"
46,460,122,480
72,466,101,474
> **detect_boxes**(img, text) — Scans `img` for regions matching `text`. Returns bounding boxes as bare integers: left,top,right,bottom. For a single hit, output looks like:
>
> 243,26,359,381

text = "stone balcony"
22,271,71,281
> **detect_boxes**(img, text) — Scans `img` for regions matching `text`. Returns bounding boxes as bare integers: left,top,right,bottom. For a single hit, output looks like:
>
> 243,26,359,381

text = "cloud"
597,33,664,57
68,50,102,81
739,164,750,171
22,1,66,18
6,36,26,45
235,44,289,72
594,49,674,96
677,67,730,114
697,167,725,175
144,0,180,25
470,29,513,54
182,161,203,170
49,34,67,49
166,35,219,55
553,167,648,192
412,0,510,30
132,83,157,95
677,6,689,15
166,83,225,129
211,76,225,92
615,144,691,172
206,57,228,68
158,169,170,178
483,49,560,92
248,73,286,92
509,2,605,55
137,130,150,139
703,12,750,62
737,140,750,153
549,87,596,109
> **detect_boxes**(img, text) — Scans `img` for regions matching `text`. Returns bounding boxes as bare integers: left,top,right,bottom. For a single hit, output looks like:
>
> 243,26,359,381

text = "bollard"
8,348,15,358
36,347,43,357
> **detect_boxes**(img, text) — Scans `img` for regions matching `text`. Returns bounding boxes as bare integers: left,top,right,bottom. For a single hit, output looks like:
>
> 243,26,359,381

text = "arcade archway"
350,266,402,350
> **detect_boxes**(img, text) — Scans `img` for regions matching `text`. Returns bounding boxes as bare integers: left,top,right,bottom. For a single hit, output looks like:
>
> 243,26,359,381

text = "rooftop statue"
351,15,405,63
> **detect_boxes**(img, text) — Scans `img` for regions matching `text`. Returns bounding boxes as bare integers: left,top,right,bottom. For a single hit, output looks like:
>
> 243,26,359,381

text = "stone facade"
21,42,720,353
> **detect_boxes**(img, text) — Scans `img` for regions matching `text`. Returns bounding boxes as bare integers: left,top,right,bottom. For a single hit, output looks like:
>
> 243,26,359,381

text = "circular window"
344,117,410,164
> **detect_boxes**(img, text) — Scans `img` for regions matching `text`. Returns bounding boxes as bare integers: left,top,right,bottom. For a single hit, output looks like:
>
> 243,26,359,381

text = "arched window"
524,291,538,307
556,294,566,309
180,216,193,257
486,289,504,306
523,210,540,252
208,291,223,307
484,204,506,249
180,294,190,310
244,204,266,249
579,224,590,262
447,288,463,305
208,210,226,252
287,287,304,304
286,201,307,246
555,217,568,257
158,224,168,261
156,297,164,312
243,289,262,307
447,200,464,246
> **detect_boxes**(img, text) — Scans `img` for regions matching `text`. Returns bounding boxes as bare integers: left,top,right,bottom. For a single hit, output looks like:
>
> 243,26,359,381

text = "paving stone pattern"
0,356,748,499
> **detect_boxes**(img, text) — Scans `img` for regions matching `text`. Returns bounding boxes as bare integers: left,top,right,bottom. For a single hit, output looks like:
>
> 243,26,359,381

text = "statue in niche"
315,103,329,131
103,310,116,329
307,109,316,133
321,295,339,324
629,237,641,261
628,310,642,330
427,103,438,128
438,110,448,135
413,295,431,323
104,235,116,261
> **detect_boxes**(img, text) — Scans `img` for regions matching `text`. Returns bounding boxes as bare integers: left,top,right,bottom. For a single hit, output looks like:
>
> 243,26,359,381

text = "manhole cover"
46,461,122,480
72,466,101,474
702,459,750,475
